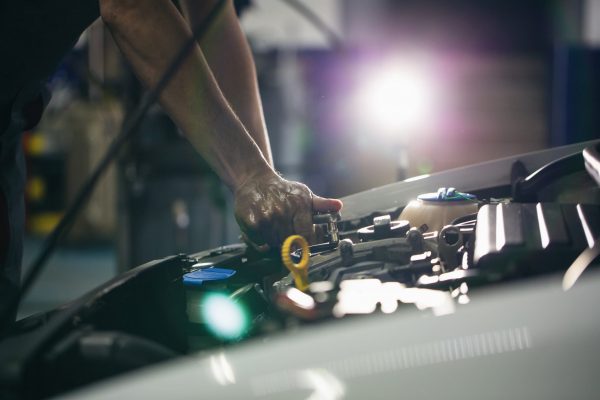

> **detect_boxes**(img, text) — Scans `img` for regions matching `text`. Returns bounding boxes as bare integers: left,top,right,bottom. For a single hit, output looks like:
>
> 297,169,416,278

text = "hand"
234,171,343,252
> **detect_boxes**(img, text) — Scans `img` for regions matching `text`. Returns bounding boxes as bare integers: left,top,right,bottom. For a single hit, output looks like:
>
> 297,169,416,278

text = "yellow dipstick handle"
281,235,310,291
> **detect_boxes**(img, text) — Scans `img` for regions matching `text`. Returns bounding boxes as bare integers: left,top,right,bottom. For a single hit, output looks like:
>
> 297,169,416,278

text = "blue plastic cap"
183,267,236,287
417,187,476,202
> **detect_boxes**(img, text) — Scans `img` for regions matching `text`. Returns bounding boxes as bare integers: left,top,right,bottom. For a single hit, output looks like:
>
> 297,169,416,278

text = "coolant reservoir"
399,187,478,233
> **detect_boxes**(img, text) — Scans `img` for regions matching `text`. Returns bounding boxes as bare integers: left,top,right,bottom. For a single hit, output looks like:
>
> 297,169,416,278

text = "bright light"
536,203,550,249
201,293,249,340
210,353,236,386
287,287,316,309
404,174,430,183
356,61,436,133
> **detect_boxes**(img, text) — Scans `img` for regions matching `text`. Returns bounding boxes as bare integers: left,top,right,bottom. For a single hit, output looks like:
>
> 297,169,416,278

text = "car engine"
0,142,599,399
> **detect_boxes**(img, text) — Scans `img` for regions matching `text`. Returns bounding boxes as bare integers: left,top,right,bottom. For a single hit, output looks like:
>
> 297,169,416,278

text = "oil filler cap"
183,267,236,287
358,215,410,241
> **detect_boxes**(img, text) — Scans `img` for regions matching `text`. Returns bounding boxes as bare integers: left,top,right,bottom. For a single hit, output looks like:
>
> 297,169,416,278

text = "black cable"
0,0,227,332
512,151,584,202
280,0,344,49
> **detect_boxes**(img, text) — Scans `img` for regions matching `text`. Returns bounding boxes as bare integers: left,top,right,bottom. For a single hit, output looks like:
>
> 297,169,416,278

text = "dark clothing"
0,0,99,322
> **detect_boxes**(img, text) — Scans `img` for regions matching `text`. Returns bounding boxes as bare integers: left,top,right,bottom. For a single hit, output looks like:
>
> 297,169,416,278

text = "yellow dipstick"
281,235,310,291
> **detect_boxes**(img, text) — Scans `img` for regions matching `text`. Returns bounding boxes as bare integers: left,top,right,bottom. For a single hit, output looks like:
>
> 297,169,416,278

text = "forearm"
179,0,273,166
100,0,273,190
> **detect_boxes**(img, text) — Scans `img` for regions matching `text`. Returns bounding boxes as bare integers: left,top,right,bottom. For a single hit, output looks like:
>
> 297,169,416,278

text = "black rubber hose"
513,151,584,202
79,331,177,369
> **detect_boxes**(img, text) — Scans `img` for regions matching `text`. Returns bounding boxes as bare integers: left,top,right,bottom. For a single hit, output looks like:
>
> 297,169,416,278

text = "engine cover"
473,203,599,275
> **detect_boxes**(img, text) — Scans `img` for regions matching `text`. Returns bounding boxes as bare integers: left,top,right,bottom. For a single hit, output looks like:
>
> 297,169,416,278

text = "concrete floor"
18,237,116,319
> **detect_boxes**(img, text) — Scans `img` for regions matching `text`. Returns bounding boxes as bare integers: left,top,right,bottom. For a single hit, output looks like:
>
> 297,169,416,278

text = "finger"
240,231,270,253
236,211,270,253
312,195,343,213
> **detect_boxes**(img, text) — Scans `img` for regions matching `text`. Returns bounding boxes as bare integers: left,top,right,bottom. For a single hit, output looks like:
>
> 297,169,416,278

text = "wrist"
232,160,278,193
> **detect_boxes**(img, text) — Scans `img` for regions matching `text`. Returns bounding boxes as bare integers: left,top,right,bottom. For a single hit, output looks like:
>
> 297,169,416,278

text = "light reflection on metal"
333,279,383,316
496,203,506,250
191,262,214,269
410,251,431,262
210,353,236,386
404,174,430,183
458,294,470,305
475,205,491,258
418,274,439,285
451,283,469,300
536,203,551,249
300,369,346,400
562,240,600,291
287,287,316,310
419,268,471,287
461,252,469,269
333,279,454,317
309,281,334,292
439,269,468,282
577,204,596,248
251,368,345,400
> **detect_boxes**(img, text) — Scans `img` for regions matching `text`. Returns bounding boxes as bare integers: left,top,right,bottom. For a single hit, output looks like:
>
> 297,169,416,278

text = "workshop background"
19,0,600,317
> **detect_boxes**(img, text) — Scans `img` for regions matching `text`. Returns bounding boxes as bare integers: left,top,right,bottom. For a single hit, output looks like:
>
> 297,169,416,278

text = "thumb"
312,195,343,213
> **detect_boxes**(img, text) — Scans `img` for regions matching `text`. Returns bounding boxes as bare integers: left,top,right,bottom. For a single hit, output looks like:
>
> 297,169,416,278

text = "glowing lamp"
356,62,436,133
201,293,249,340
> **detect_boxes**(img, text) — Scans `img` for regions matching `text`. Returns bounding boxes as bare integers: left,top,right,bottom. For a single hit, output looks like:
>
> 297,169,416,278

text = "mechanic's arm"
178,0,273,166
99,0,341,249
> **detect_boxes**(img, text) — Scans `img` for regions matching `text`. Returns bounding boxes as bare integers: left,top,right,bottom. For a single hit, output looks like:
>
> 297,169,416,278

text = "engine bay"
1,142,599,399
183,187,599,349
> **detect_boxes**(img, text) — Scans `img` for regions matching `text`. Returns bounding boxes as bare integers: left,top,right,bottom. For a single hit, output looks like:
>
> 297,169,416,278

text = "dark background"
19,0,600,317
